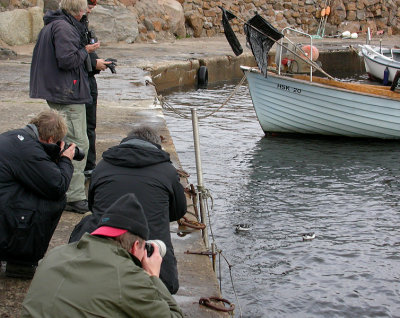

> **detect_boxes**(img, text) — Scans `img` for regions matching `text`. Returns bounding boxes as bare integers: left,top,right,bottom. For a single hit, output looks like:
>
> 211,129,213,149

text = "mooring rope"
151,76,245,316
158,75,247,120
199,185,243,318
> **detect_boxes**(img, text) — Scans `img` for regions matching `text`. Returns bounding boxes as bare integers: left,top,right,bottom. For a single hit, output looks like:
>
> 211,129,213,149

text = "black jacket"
0,125,74,264
70,137,187,294
30,9,91,104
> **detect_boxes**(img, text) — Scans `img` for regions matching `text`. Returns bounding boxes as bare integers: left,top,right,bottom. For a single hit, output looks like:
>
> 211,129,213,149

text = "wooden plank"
293,75,400,100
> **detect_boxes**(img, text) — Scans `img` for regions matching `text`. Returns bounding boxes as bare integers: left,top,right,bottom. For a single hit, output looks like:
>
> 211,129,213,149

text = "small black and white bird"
235,224,252,233
301,232,316,241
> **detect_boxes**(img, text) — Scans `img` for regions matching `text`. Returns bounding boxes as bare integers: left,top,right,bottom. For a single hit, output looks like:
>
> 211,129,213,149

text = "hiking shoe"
5,263,36,279
65,200,89,214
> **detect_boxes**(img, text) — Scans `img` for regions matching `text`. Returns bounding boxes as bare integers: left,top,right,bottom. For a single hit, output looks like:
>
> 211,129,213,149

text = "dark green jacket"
21,234,183,318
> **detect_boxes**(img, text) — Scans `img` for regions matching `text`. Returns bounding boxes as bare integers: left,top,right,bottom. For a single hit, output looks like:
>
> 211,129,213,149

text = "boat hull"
242,67,400,139
361,45,400,83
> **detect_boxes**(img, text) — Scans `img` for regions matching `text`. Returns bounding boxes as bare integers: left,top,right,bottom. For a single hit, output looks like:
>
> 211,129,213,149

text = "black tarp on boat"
244,14,283,77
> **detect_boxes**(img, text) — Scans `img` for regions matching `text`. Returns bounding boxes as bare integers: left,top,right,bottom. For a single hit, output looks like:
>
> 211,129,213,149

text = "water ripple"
164,82,400,317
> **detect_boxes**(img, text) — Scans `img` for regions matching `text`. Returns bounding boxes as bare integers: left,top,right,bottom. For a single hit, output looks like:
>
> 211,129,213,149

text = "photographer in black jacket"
69,126,187,294
0,110,75,278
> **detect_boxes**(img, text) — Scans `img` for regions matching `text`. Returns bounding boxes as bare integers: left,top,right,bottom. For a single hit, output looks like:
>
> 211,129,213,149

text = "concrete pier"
1,34,400,317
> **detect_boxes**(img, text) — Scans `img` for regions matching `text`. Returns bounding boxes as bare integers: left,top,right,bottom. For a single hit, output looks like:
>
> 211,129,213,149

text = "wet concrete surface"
1,34,400,318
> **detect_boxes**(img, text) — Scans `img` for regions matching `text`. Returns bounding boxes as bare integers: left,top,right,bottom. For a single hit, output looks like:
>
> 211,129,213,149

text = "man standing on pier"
30,0,97,213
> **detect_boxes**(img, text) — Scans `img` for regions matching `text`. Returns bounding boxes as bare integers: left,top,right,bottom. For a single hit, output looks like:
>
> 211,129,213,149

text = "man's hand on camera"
60,142,76,161
105,58,117,73
96,59,112,71
85,42,100,53
142,243,162,277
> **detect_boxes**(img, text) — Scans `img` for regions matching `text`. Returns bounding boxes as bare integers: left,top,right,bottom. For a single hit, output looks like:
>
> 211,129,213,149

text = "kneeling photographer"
0,110,74,279
22,194,183,318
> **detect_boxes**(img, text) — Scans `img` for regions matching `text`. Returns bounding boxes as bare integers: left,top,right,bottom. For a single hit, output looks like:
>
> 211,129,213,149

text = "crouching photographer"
0,110,74,279
22,194,183,318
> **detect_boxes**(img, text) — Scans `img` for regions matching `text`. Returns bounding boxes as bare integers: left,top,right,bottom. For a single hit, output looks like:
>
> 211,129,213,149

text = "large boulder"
88,5,139,43
159,0,185,37
0,9,31,45
29,6,44,42
185,10,203,37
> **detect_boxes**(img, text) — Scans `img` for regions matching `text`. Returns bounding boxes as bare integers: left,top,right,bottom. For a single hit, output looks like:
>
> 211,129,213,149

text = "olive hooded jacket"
21,234,183,318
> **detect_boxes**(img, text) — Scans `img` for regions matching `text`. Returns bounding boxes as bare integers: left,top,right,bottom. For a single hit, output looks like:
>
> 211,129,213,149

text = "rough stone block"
28,6,43,42
88,5,139,43
0,9,31,45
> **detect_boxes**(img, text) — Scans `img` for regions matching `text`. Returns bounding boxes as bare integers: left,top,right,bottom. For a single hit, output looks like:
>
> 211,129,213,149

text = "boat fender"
197,66,208,89
383,66,390,86
301,45,319,61
342,30,351,38
350,32,358,39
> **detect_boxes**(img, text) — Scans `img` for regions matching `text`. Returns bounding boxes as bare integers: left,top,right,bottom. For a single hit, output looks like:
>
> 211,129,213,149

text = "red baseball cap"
91,226,127,237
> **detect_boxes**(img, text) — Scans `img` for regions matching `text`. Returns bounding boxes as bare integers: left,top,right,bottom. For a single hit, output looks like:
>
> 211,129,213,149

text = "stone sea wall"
0,0,399,46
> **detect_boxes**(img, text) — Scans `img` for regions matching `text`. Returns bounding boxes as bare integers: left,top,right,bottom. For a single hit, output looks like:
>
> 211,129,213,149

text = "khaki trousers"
47,102,88,202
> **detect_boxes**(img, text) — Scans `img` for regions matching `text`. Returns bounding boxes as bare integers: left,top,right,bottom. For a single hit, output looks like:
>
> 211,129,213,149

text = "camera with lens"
145,240,166,257
57,141,85,161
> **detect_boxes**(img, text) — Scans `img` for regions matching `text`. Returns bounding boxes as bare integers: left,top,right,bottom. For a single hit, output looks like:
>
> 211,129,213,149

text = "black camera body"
105,58,117,74
88,30,98,45
58,141,85,161
145,242,155,257
145,240,166,257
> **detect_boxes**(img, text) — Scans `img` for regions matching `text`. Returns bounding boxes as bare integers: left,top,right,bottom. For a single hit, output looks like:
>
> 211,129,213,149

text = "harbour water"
164,82,400,318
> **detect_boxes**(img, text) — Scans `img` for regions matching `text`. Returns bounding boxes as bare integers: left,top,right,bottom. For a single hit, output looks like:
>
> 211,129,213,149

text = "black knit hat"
91,193,149,240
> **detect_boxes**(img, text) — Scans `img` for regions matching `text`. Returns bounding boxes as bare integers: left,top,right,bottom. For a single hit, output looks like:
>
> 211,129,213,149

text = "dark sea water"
163,82,400,318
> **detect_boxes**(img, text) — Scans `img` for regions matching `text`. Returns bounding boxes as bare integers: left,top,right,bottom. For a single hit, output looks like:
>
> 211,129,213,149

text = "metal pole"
191,108,209,249
211,242,216,272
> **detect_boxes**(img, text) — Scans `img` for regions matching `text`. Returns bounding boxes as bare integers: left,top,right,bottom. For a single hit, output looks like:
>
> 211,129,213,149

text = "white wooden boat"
361,44,400,83
218,10,400,139
241,66,400,139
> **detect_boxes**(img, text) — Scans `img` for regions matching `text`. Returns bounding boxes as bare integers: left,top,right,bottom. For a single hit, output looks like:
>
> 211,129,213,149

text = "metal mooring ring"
199,297,235,312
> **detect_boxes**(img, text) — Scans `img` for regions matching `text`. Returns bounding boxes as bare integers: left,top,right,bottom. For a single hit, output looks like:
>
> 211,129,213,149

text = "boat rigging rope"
158,75,247,120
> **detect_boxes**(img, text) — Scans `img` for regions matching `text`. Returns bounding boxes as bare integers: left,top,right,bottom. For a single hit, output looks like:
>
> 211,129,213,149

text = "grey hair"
127,126,161,145
113,232,145,252
60,0,87,16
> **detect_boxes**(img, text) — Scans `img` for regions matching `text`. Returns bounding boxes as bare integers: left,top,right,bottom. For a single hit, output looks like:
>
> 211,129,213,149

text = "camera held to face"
145,240,166,258
57,141,85,161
